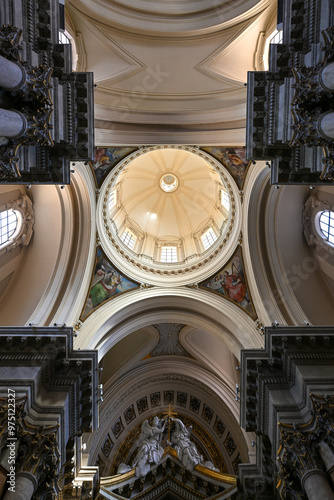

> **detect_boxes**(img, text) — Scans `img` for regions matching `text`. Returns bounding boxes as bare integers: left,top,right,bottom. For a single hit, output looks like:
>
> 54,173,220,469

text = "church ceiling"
90,146,250,189
148,324,191,358
200,147,250,189
66,0,275,142
81,145,256,322
91,147,138,187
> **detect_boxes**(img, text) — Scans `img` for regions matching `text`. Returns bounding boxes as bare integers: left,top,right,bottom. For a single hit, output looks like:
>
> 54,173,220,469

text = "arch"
85,360,252,476
243,163,334,327
75,287,261,358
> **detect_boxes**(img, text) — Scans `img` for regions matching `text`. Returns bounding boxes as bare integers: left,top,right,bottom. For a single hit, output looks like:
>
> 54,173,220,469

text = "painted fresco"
201,147,249,189
81,247,140,320
199,246,257,319
90,147,138,186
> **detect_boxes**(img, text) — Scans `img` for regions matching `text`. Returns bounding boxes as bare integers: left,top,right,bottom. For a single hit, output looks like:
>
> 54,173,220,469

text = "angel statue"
171,417,203,471
132,416,167,477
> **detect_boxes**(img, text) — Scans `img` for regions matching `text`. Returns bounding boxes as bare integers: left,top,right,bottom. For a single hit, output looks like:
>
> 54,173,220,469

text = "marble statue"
170,417,203,471
117,463,132,474
132,416,167,477
117,414,219,477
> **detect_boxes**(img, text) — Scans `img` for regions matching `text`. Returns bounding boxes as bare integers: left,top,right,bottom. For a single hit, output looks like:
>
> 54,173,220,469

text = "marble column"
318,112,334,139
0,108,26,138
0,55,25,91
319,441,334,486
302,469,334,500
3,472,37,500
319,62,334,91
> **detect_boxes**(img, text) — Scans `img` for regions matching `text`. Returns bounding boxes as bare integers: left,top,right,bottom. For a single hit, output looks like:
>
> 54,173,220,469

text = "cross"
162,404,177,443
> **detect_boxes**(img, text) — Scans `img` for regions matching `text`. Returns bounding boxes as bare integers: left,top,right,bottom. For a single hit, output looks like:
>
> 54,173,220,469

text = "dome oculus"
160,173,179,193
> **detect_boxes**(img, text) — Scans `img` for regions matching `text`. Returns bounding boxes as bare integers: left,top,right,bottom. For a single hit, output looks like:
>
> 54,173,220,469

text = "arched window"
221,190,230,210
109,189,116,210
201,227,218,250
319,210,334,244
0,209,20,247
161,246,178,263
0,196,34,253
121,230,136,250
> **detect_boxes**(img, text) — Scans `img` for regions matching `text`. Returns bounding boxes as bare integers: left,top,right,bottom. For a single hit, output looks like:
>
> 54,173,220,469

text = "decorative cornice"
0,327,98,439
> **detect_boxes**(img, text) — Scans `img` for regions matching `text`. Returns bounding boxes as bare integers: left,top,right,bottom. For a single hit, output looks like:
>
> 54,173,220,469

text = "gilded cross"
162,404,177,443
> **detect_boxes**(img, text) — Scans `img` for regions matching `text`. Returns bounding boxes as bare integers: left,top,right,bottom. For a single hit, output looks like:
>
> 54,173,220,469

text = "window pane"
319,211,334,243
109,190,116,210
121,230,136,250
0,210,18,246
221,190,230,210
161,246,178,263
201,228,218,250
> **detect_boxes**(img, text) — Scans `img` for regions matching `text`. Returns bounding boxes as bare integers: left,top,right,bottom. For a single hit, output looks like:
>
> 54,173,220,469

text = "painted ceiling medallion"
160,173,179,193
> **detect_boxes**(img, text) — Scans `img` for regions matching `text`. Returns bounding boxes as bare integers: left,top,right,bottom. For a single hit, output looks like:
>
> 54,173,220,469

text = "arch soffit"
241,160,334,326
29,162,97,327
241,162,283,325
75,287,261,358
241,162,307,325
103,359,240,422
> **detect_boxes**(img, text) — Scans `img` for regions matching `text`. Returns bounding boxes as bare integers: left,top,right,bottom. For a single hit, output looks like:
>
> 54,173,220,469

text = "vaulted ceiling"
66,0,276,144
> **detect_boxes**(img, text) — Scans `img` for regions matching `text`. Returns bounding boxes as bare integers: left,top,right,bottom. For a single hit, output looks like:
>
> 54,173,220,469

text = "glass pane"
161,246,177,263
121,230,136,250
319,211,334,243
0,210,18,245
201,228,218,250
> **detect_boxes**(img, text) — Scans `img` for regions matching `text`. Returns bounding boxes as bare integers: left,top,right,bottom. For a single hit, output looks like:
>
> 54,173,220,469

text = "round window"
319,210,334,244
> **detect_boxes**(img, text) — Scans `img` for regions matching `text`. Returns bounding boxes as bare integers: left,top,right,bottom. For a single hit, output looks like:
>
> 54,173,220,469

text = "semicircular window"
319,210,334,244
0,209,19,247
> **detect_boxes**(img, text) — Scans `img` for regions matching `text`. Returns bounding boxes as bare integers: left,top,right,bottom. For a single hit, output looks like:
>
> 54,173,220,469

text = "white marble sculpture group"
118,415,219,477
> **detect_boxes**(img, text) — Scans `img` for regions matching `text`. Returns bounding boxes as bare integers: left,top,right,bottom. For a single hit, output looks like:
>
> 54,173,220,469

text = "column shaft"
318,112,334,140
319,62,334,91
0,55,25,91
0,108,26,138
3,472,36,500
302,469,334,500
